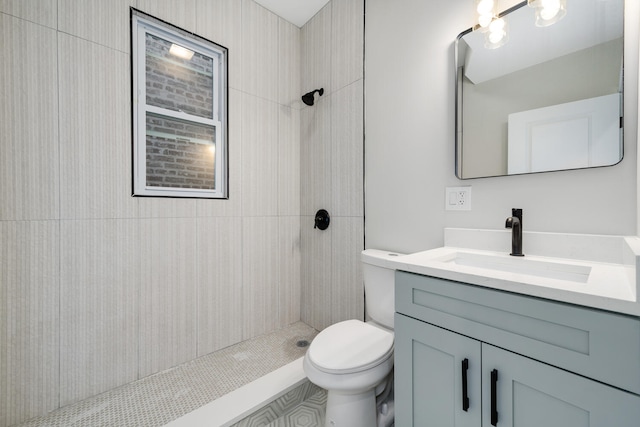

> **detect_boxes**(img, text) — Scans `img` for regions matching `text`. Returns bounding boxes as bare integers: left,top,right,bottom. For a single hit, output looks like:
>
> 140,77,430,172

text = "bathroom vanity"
392,229,640,426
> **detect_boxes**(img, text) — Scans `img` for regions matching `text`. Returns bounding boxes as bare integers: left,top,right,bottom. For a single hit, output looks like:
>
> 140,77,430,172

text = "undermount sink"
436,251,592,283
390,229,640,316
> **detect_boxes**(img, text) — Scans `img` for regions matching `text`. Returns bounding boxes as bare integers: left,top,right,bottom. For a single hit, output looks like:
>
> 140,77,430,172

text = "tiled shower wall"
0,0,307,425
300,1,365,331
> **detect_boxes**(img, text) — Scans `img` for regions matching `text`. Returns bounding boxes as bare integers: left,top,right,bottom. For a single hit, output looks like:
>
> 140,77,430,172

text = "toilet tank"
362,249,404,330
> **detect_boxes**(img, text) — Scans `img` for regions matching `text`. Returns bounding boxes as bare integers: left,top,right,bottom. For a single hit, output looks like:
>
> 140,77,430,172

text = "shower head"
301,88,324,106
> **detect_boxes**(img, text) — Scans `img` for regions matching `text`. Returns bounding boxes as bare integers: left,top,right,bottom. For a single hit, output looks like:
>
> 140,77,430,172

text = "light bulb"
540,7,559,20
540,6,560,20
533,0,566,27
476,0,494,15
484,17,508,49
478,13,493,28
540,0,560,8
489,17,505,33
540,0,560,19
488,29,505,44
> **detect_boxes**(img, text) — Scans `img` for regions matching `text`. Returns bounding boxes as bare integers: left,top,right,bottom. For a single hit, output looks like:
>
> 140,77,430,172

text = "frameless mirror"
455,0,624,179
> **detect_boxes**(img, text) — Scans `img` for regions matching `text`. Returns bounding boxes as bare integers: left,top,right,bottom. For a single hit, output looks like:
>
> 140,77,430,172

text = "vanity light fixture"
528,0,566,27
476,0,496,29
169,43,195,60
476,0,509,49
485,17,509,49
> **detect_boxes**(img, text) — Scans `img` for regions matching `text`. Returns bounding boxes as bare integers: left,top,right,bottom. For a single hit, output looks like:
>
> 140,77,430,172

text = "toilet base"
325,389,376,427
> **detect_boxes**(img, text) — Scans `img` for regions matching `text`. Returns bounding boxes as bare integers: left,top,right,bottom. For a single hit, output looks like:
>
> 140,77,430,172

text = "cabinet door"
482,344,640,427
395,313,481,426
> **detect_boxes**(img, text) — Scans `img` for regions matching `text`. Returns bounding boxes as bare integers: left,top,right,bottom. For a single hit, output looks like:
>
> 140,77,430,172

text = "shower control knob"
314,209,330,230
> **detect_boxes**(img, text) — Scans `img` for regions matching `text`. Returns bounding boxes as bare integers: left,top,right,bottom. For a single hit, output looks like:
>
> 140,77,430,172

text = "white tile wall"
241,94,280,217
58,33,137,220
138,197,197,219
196,217,244,356
301,218,332,330
195,0,243,89
278,19,302,108
241,0,280,102
279,216,302,325
331,0,364,90
0,221,59,427
330,217,364,323
242,217,282,338
300,216,364,331
58,0,135,52
300,96,332,216
241,216,301,339
331,81,364,217
279,106,301,216
0,14,59,221
300,1,365,331
139,218,198,377
137,0,198,34
0,0,56,28
301,3,332,97
59,219,139,406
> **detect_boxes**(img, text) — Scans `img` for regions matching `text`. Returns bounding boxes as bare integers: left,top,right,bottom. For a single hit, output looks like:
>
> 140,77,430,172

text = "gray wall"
365,0,640,254
0,1,303,425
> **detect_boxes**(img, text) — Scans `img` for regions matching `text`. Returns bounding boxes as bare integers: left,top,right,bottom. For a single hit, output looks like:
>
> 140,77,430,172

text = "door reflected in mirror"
455,0,624,179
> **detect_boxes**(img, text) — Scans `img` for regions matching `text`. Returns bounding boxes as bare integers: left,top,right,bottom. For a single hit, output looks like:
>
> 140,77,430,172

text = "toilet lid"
308,320,394,374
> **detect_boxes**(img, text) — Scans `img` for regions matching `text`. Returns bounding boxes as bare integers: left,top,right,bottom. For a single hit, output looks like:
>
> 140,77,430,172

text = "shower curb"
164,357,309,427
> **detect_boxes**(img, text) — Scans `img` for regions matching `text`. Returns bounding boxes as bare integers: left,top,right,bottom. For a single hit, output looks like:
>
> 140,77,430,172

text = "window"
131,9,228,198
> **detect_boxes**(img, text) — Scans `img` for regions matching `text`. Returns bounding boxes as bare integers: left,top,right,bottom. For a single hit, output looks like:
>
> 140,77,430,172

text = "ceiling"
253,0,330,27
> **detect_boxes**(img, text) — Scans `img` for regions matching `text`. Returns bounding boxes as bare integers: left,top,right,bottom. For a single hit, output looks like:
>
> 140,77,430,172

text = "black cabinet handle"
491,369,499,426
462,358,470,412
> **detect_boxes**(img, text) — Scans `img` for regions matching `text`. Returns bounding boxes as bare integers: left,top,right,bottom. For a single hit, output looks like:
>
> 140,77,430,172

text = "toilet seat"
307,320,394,375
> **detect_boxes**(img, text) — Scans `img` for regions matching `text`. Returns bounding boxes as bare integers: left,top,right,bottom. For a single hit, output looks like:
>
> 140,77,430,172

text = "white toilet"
303,249,402,427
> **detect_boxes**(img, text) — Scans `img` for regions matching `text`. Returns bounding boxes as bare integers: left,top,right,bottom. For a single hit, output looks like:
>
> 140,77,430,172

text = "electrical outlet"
446,186,472,211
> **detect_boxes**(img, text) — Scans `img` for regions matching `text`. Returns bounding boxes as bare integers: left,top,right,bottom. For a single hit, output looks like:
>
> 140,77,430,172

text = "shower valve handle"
314,209,330,230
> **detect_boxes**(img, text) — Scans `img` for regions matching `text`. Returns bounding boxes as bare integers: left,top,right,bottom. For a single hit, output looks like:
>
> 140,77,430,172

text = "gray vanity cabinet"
395,313,481,426
481,344,640,427
395,271,640,426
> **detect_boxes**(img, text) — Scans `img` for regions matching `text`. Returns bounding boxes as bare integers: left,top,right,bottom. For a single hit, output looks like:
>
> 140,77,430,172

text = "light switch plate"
446,186,472,211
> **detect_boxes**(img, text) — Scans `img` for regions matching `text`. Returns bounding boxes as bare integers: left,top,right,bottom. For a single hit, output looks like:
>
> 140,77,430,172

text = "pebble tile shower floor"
15,322,318,427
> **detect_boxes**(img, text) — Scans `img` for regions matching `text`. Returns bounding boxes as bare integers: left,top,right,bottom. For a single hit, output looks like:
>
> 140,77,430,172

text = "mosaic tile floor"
15,322,318,427
231,381,327,427
233,382,395,427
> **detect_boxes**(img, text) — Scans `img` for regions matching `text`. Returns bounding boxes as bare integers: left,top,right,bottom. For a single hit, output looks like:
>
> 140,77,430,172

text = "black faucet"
505,208,524,257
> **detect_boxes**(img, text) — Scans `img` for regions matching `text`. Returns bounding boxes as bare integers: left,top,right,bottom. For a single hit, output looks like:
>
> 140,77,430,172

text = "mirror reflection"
455,0,624,179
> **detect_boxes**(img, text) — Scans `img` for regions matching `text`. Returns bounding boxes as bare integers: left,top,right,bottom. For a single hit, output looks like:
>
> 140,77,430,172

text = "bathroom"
1,0,638,426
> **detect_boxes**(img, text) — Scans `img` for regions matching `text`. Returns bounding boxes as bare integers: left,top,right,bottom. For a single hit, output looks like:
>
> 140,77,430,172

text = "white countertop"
389,229,640,317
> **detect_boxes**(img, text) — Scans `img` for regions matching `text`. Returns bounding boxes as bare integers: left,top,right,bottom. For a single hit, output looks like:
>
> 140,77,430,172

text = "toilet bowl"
304,320,394,427
303,250,402,427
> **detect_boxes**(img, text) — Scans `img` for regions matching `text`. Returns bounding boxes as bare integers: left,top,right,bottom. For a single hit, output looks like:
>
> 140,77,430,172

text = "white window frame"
131,9,228,199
